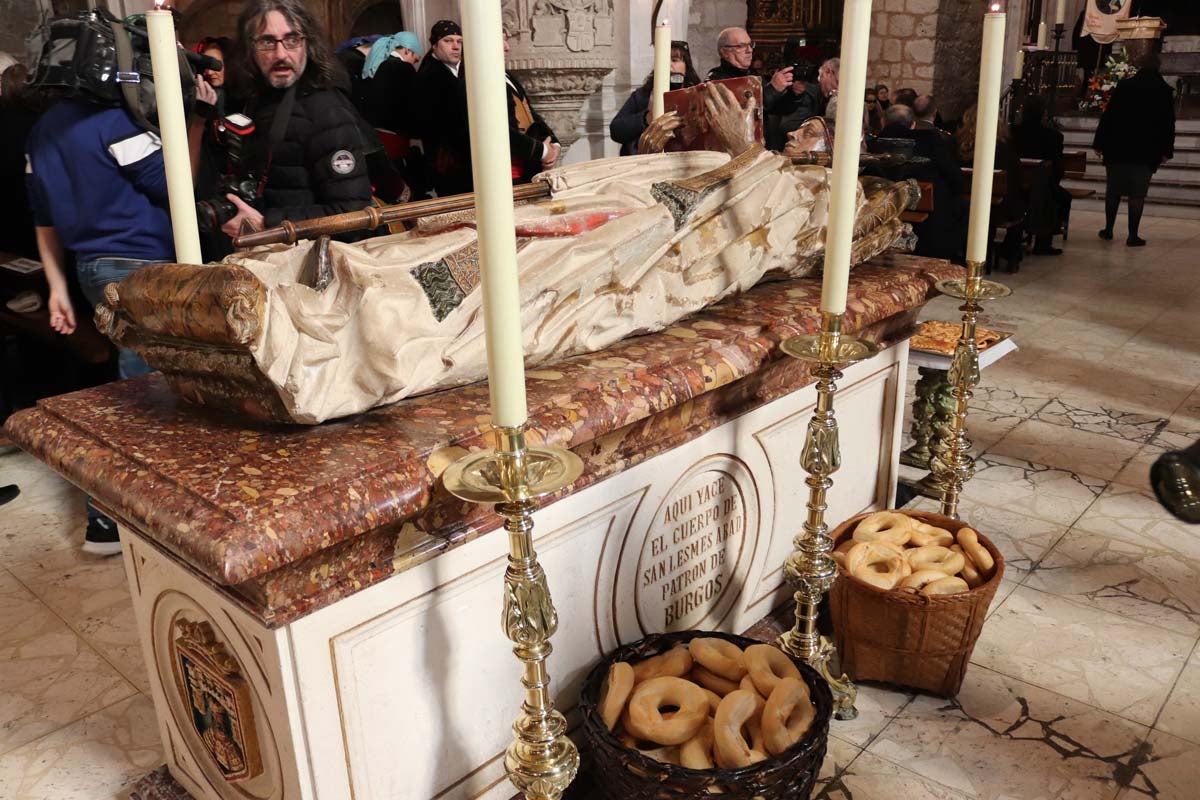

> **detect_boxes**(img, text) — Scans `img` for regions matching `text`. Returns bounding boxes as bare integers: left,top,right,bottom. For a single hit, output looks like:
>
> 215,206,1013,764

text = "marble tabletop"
5,254,960,625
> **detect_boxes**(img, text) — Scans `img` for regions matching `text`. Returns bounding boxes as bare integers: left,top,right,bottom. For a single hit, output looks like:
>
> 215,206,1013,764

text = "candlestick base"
774,313,879,721
780,331,881,364
934,278,1012,302
929,262,1010,519
443,428,583,800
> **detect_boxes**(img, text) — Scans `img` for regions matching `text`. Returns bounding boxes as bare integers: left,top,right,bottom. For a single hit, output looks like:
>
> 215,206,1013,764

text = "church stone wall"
868,0,939,97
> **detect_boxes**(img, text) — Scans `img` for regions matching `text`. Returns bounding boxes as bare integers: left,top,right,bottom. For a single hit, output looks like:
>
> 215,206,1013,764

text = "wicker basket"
828,510,1005,697
578,630,832,799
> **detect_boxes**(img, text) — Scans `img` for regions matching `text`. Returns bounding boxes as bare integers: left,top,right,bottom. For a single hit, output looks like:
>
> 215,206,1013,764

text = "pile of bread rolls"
832,511,995,595
597,638,817,770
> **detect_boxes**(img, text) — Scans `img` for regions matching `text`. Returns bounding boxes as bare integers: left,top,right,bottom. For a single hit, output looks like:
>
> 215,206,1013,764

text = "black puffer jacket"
252,84,375,234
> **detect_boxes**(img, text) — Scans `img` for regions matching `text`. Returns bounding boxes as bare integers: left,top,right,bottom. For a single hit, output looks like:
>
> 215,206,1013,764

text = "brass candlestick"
776,311,879,721
929,261,1011,519
443,427,584,800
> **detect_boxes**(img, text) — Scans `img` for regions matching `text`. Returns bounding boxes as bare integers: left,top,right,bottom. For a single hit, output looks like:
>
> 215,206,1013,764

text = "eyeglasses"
720,42,754,51
253,33,305,52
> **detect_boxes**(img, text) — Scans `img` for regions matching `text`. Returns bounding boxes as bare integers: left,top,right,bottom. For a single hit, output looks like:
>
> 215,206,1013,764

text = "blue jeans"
77,257,166,529
77,257,167,379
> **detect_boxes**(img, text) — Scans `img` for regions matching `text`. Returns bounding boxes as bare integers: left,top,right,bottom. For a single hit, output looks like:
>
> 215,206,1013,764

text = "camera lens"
195,197,237,234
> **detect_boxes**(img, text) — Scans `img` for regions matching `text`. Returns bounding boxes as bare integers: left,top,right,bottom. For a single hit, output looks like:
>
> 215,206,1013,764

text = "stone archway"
348,0,404,39
174,0,241,46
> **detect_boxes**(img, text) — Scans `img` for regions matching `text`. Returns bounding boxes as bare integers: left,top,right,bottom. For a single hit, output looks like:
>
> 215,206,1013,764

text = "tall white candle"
820,0,873,315
1037,20,1047,49
461,1,528,428
145,4,202,265
1013,49,1025,80
652,19,671,119
966,6,1006,266
1054,0,1065,26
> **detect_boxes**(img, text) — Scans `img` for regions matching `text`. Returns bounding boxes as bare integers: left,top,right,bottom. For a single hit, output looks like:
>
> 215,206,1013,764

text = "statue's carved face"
786,117,832,154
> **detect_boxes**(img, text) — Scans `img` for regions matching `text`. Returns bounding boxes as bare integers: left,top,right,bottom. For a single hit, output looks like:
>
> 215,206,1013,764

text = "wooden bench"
961,168,1020,272
1061,150,1095,240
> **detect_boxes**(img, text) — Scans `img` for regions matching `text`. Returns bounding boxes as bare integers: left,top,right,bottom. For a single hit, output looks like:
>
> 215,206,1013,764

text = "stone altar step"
1055,112,1200,218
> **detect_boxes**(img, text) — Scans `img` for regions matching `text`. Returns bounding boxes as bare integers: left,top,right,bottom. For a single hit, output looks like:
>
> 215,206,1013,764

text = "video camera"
196,113,267,233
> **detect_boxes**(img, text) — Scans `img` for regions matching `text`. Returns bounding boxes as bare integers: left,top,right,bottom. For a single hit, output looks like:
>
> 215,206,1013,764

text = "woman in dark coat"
609,41,701,156
1093,53,1176,246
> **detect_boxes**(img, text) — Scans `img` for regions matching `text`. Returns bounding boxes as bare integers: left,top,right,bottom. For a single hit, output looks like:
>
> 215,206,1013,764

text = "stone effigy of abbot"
97,126,916,424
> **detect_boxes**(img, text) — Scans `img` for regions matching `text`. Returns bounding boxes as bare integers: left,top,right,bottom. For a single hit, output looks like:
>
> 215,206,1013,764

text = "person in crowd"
335,33,382,113
25,56,209,553
415,20,471,196
913,94,938,129
767,61,822,149
958,104,1025,269
339,31,426,200
749,55,764,76
878,103,966,261
189,36,246,261
503,30,559,182
708,27,793,116
818,57,839,114
1093,52,1175,247
893,87,917,109
1013,95,1071,255
864,86,885,134
193,36,234,102
609,40,701,155
0,64,43,258
875,83,890,110
341,31,421,136
219,0,376,241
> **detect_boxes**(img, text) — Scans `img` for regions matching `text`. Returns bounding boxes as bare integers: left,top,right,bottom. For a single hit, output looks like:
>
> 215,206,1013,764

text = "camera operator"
766,61,821,151
218,0,374,242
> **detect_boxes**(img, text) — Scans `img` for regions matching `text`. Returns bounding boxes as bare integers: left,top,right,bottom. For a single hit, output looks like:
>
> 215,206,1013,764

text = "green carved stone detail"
412,261,466,322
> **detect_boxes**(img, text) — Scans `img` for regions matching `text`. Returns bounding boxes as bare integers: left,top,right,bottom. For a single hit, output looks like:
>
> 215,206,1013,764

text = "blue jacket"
26,100,174,262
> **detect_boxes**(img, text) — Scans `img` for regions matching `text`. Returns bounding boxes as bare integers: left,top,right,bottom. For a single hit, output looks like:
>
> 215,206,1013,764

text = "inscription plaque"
634,456,755,633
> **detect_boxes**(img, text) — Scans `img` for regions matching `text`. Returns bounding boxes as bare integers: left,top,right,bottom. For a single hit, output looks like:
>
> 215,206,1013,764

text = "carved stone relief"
503,0,616,148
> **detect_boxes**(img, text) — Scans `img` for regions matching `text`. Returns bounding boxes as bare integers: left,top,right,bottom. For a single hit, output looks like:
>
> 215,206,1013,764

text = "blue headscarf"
363,32,423,79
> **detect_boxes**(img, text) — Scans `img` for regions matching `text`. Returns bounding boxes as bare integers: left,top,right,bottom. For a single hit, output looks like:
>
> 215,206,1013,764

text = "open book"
662,77,764,153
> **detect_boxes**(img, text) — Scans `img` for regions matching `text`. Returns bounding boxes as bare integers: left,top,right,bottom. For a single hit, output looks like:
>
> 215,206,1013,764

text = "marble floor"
0,209,1198,798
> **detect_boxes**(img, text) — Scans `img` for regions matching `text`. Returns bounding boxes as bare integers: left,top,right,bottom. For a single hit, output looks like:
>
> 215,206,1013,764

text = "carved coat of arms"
171,620,263,782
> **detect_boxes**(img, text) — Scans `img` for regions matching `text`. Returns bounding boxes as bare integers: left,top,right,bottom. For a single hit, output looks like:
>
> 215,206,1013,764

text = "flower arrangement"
1080,51,1137,112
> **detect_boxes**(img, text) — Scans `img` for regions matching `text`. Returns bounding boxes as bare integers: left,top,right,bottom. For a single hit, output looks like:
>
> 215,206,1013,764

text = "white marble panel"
1156,648,1200,746
867,668,1148,800
972,586,1193,726
1025,528,1200,637
987,420,1141,482
0,694,161,800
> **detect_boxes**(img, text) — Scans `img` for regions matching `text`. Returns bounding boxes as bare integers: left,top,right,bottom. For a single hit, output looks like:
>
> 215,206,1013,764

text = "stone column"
502,0,616,149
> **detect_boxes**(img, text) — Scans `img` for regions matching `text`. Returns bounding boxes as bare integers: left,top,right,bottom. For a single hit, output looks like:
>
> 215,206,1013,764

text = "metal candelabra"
776,311,880,721
1048,22,1066,117
443,427,584,800
928,261,1011,519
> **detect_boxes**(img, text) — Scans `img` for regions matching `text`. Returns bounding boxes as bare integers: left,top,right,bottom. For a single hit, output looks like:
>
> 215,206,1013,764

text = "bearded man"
219,0,375,242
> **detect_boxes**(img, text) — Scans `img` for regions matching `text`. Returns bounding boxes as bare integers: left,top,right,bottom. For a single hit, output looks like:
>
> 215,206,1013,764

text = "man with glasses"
218,0,375,242
708,27,793,121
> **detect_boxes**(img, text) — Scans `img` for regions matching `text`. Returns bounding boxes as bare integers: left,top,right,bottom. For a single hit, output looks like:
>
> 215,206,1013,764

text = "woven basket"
578,630,832,799
828,510,1005,697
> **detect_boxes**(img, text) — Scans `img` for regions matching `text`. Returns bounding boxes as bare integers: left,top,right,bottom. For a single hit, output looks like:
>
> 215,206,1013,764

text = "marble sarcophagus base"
5,255,959,800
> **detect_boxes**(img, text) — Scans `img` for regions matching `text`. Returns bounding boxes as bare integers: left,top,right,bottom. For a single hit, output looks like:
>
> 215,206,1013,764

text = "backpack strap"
109,17,158,134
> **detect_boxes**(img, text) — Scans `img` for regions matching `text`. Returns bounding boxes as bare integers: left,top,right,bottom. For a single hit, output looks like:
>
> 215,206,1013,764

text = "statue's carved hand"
703,82,757,157
638,110,682,154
